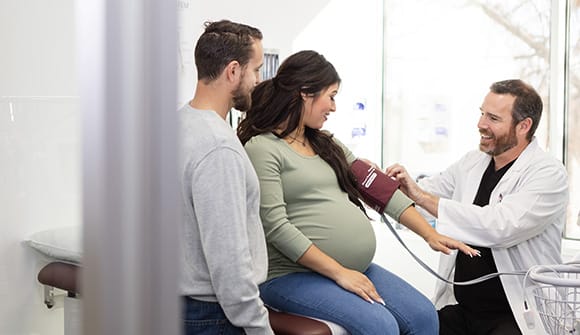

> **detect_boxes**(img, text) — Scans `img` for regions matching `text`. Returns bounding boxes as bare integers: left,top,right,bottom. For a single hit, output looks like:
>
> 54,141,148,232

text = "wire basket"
529,264,580,335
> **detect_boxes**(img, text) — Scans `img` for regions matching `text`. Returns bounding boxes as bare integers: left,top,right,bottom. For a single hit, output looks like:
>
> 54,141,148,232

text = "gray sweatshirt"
179,104,273,335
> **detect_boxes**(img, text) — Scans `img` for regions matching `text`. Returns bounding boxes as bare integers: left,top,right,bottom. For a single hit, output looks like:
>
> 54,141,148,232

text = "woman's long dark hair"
237,50,366,214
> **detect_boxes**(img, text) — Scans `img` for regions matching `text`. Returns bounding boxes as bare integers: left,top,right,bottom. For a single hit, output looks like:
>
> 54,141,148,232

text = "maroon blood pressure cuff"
351,159,400,213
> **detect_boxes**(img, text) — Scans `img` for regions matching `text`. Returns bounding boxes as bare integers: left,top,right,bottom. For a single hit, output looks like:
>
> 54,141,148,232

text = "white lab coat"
423,138,568,335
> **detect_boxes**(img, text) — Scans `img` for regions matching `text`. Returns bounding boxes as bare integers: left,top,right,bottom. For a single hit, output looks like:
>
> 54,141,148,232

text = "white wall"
0,0,79,334
179,0,384,162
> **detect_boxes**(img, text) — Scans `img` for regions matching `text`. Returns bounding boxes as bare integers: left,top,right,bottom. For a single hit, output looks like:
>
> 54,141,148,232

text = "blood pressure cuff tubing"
351,159,400,213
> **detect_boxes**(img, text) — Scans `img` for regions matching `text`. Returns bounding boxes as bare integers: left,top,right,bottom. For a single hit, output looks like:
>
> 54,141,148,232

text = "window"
262,50,279,81
383,0,551,175
565,1,580,238
383,0,580,239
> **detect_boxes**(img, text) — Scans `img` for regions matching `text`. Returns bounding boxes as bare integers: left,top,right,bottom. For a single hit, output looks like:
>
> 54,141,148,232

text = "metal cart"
529,264,580,335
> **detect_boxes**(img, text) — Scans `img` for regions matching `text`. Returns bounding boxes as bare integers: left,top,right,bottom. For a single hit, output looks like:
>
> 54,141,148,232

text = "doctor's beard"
480,124,518,156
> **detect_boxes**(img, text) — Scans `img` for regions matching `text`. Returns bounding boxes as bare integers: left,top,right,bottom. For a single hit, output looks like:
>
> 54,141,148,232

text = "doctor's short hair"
490,79,542,141
194,20,262,82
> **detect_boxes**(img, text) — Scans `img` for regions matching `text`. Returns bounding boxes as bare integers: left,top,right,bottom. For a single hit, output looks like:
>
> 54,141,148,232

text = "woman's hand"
423,230,480,257
334,267,385,305
297,244,385,305
398,205,479,257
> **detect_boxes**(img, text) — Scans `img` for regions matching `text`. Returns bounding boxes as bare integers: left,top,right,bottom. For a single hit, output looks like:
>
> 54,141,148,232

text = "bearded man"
178,20,274,335
386,79,569,335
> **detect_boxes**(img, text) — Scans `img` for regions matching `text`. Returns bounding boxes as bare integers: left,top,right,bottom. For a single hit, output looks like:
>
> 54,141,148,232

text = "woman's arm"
399,206,479,257
245,138,314,261
353,158,478,256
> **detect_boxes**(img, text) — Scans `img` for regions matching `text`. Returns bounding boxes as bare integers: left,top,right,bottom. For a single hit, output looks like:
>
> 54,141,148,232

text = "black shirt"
453,158,516,314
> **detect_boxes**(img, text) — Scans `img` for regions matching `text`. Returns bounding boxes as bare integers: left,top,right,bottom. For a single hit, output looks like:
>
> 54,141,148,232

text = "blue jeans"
259,263,438,335
182,296,245,335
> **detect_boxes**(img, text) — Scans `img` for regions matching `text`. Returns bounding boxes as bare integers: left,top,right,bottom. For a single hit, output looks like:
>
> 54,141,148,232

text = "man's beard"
480,125,518,156
232,81,251,112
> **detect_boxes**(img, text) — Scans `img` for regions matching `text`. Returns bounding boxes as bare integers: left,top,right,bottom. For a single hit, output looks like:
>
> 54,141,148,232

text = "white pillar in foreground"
77,0,180,334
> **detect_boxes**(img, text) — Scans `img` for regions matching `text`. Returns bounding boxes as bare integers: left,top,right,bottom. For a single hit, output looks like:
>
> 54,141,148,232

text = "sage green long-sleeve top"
244,132,413,280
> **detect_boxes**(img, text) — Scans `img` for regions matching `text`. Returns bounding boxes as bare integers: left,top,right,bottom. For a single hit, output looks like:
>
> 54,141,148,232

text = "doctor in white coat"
387,79,568,335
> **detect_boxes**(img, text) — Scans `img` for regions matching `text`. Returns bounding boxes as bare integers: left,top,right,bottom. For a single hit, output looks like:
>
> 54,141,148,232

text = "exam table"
28,226,347,335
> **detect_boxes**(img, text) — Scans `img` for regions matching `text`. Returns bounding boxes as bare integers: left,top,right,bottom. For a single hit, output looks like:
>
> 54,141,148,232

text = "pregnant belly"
293,208,377,272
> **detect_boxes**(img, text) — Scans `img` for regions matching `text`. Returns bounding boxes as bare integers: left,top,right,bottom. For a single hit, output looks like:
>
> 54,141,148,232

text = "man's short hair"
490,79,543,141
194,20,262,82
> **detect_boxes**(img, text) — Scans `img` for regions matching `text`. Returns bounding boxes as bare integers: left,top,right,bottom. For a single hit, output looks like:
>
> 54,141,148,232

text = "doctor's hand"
386,163,441,217
424,230,480,257
384,163,424,203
